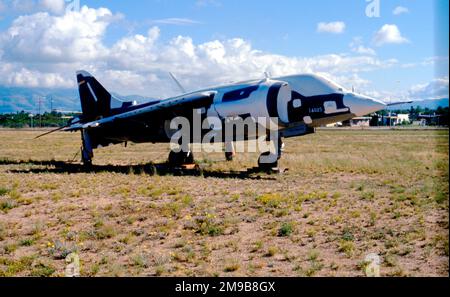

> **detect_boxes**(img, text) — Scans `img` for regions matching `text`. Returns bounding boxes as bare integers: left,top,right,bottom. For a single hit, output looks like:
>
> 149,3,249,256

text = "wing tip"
386,101,414,106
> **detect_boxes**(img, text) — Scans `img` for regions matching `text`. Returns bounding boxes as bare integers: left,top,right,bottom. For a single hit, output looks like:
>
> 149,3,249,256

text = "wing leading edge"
65,91,217,132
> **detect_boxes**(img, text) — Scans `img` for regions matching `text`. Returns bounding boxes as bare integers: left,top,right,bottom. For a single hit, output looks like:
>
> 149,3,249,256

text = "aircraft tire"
81,148,92,167
258,151,278,170
82,158,92,167
225,152,234,162
168,150,194,166
185,151,194,164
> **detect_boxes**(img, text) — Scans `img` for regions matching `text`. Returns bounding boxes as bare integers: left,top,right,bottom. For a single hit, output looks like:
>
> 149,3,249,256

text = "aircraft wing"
386,101,413,107
64,91,216,132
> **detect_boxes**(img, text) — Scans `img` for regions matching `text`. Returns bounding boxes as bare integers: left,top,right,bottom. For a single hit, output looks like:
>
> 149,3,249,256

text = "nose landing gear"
224,141,236,162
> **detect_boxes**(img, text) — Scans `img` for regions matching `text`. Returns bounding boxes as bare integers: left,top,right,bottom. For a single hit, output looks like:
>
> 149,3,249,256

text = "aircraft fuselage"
69,71,387,167
84,74,385,148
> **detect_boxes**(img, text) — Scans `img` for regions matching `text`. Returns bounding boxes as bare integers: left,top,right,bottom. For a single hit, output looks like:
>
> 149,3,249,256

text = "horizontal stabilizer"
35,118,81,139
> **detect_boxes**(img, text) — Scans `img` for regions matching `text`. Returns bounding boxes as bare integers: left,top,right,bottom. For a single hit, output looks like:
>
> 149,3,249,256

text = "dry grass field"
0,128,448,277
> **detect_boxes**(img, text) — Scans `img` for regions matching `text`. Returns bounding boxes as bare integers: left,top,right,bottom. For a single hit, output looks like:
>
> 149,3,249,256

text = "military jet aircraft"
40,71,408,169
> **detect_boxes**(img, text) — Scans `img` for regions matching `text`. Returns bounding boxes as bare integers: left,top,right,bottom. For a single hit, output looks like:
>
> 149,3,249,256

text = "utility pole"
38,97,43,128
50,96,53,113
388,96,391,127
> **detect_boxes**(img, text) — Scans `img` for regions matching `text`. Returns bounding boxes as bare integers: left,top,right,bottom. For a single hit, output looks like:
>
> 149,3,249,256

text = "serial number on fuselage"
309,107,324,113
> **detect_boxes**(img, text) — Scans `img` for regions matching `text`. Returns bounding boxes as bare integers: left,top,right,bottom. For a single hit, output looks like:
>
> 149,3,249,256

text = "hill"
0,87,157,114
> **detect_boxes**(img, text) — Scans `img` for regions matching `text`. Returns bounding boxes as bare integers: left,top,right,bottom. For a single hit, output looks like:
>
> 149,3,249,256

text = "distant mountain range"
0,87,157,114
0,86,448,114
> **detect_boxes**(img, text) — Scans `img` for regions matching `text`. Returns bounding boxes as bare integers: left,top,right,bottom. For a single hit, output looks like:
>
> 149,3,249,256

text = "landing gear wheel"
168,151,181,166
185,151,194,164
81,130,93,168
224,142,235,162
258,151,279,170
225,152,234,162
168,150,194,167
81,148,93,167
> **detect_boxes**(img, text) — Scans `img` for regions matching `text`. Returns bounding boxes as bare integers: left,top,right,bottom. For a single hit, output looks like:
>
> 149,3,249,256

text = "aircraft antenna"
169,72,187,94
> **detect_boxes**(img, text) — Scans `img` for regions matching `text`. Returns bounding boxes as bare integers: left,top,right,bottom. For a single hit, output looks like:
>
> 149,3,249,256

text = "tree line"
0,106,448,128
377,106,449,126
0,111,75,128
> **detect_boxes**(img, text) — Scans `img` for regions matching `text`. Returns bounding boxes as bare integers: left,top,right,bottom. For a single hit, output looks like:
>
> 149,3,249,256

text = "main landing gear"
257,134,283,171
168,150,195,167
167,139,196,168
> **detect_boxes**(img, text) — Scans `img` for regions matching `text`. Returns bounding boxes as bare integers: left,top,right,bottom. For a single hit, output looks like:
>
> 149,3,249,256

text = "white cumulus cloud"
350,37,376,55
39,0,65,14
0,0,66,14
408,77,449,99
373,24,409,46
317,21,346,34
0,6,118,63
0,7,407,97
393,6,409,16
353,45,376,55
151,18,202,26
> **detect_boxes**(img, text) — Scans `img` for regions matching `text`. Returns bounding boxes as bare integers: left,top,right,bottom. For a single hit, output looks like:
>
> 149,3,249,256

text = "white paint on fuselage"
170,73,345,101
212,80,273,120
161,73,386,130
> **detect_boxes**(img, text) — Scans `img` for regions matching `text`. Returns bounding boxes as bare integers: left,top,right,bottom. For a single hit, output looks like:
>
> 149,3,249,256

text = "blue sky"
0,0,448,100
85,0,439,56
94,0,435,55
102,0,443,92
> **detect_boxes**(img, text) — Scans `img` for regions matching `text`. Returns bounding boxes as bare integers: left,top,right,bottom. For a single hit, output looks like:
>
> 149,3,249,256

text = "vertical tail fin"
76,70,114,122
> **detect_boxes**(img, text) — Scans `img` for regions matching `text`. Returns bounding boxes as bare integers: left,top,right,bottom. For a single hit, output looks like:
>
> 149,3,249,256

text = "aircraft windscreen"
320,77,347,93
283,74,347,97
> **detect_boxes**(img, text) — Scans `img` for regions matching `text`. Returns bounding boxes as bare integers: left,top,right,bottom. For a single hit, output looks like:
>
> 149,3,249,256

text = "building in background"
342,117,372,127
373,113,410,126
417,114,445,126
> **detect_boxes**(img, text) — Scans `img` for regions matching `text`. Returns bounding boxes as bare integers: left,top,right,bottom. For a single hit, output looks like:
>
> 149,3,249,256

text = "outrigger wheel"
81,147,93,167
81,130,93,167
168,150,195,167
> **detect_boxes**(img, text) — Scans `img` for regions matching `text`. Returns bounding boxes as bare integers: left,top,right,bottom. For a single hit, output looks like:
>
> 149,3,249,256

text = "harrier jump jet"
43,71,402,169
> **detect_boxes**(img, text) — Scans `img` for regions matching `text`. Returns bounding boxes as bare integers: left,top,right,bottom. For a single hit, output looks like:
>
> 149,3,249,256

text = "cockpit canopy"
277,74,347,97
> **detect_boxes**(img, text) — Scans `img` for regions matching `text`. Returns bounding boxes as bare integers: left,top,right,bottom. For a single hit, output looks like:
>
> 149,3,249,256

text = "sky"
0,0,448,101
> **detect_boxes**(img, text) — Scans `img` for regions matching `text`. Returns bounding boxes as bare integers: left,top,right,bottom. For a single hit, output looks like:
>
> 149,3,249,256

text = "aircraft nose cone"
344,93,386,117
